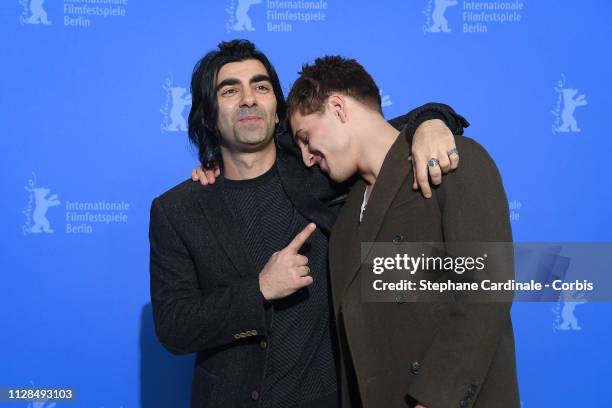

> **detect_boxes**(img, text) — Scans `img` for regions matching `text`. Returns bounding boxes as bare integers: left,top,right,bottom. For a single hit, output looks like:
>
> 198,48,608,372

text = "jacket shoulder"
453,135,501,169
152,178,204,208
455,134,490,154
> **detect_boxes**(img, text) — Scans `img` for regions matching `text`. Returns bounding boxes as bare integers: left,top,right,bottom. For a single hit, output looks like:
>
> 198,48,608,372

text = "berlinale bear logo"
23,173,61,235
227,0,262,32
423,0,458,33
552,75,588,134
553,290,586,332
160,73,192,133
20,0,51,25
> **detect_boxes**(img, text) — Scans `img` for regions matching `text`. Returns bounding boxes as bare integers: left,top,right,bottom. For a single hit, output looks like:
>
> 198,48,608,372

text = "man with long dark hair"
149,39,468,407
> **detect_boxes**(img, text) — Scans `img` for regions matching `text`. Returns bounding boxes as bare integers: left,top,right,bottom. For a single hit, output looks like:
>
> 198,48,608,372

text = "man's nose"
302,151,316,167
240,87,256,107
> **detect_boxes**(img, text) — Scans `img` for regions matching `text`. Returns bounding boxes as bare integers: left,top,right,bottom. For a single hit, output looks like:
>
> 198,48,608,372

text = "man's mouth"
238,116,262,123
316,156,328,173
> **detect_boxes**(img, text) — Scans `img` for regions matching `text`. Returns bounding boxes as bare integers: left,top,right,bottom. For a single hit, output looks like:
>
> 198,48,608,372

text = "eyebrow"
215,74,273,92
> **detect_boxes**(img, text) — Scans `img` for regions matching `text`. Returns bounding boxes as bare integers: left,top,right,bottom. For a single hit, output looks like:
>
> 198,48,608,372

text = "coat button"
260,340,268,349
251,390,260,400
233,334,240,339
251,329,258,336
410,361,421,374
392,234,404,243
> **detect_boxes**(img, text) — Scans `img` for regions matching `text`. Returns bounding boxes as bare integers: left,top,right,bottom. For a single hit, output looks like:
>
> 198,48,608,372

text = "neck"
355,112,400,187
220,142,277,180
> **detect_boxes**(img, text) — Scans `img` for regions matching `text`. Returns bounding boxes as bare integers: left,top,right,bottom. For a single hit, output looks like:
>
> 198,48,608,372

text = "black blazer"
148,153,335,408
148,104,468,407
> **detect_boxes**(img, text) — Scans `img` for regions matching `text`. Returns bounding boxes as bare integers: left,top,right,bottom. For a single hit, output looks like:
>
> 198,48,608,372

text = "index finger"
286,223,316,253
414,155,433,198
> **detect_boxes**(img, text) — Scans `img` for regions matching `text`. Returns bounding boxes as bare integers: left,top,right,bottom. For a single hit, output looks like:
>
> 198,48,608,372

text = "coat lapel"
196,179,254,278
329,177,366,313
332,131,414,306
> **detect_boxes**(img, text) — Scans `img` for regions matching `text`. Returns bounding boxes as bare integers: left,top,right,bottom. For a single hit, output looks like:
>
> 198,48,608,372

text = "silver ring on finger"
427,158,440,168
447,147,459,158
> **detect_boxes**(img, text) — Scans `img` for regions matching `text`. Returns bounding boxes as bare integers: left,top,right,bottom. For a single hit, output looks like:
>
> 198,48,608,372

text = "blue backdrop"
1,0,611,407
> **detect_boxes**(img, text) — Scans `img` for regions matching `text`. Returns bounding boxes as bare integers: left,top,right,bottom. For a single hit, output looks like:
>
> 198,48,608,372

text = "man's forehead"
291,111,320,137
290,112,304,131
216,59,269,84
292,110,322,127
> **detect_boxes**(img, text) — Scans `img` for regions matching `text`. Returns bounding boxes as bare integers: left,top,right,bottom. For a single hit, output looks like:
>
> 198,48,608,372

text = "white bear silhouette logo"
557,88,588,132
552,75,588,134
426,0,458,33
160,73,192,133
22,0,51,25
228,0,262,31
166,87,192,132
556,291,586,331
28,187,60,233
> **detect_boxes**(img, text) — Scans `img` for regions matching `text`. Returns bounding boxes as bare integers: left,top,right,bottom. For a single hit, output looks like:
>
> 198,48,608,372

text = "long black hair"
188,39,286,169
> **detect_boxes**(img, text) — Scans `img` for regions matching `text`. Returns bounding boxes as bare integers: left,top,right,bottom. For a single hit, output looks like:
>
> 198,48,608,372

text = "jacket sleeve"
149,197,270,355
388,101,470,138
405,136,514,408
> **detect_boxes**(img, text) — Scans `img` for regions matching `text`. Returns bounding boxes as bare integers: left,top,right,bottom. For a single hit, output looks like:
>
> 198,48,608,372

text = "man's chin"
235,134,275,152
327,170,349,183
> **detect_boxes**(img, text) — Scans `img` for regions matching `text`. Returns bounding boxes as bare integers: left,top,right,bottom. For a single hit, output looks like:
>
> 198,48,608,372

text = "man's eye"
222,88,237,96
256,84,270,92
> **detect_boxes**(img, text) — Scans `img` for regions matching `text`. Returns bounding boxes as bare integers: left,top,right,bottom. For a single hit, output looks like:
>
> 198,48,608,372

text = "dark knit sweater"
223,163,339,408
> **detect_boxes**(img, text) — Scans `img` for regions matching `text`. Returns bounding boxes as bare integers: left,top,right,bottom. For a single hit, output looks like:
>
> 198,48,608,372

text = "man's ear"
328,95,348,123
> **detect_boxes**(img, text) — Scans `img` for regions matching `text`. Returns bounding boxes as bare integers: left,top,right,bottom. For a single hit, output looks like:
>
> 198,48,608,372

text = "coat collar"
330,129,413,310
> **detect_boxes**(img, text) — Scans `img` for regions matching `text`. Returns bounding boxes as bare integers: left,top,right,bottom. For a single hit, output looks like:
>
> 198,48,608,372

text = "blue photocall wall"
1,0,611,407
